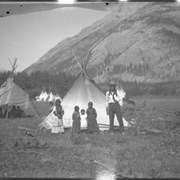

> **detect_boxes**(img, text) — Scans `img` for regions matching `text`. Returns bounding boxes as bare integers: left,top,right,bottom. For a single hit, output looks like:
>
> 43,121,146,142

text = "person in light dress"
51,99,64,134
80,109,87,130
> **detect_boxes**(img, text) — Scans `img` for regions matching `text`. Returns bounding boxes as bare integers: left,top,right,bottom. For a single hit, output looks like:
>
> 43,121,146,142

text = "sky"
0,7,109,72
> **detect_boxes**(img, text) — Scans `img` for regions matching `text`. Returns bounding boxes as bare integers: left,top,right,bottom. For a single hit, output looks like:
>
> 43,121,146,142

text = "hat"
109,80,116,86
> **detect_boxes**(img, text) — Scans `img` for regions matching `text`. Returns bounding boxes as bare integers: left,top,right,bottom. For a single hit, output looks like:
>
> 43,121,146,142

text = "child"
71,106,81,134
49,101,54,113
80,109,87,130
51,99,64,134
86,102,99,133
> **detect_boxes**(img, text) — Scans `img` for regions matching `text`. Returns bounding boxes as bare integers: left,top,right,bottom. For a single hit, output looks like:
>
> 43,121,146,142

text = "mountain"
24,2,180,83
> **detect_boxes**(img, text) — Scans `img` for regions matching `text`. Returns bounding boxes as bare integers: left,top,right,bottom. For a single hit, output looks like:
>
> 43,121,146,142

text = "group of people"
71,102,99,134
0,105,25,118
49,99,99,134
48,80,130,135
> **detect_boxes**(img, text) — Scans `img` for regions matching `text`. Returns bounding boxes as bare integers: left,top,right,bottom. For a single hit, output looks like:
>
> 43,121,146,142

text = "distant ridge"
24,2,180,83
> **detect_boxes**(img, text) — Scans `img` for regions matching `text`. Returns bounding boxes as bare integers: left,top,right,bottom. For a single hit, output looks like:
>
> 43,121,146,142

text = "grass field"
0,96,180,178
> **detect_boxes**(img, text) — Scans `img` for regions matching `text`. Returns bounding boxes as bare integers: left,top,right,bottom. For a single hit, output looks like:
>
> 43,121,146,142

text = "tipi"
0,78,38,118
47,92,54,102
0,58,38,118
38,90,49,101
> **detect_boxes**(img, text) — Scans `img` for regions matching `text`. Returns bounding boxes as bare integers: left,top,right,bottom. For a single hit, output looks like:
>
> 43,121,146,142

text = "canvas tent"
0,78,37,117
37,92,61,102
47,92,54,102
47,92,61,102
37,90,49,101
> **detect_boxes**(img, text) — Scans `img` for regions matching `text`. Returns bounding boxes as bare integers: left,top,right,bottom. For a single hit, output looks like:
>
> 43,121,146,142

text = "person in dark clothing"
71,106,81,134
2,105,8,118
86,102,99,133
16,106,25,118
9,106,16,118
49,101,54,113
53,99,64,119
0,107,3,118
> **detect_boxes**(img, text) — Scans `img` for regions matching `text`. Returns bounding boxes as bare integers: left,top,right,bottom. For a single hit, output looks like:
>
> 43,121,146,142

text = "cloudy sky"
0,6,109,72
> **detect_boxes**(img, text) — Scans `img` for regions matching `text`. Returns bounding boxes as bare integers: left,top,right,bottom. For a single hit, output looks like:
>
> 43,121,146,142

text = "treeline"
113,62,150,76
0,71,76,99
100,81,180,96
0,71,180,98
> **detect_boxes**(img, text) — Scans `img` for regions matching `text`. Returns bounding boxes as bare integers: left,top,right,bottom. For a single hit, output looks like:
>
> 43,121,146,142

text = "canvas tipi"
38,90,49,101
0,58,38,118
47,92,54,102
0,77,38,118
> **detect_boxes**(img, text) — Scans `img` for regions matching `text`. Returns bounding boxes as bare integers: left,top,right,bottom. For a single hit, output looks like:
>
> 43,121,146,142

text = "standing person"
49,101,54,113
51,99,64,134
71,106,81,134
106,80,125,134
80,109,87,130
86,102,99,133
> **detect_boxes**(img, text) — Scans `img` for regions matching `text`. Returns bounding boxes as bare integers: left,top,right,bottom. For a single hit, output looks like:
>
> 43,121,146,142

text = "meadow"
0,96,180,178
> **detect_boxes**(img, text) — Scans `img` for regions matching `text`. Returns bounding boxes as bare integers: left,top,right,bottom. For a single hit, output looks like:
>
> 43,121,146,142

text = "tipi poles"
71,51,89,79
6,105,10,119
30,99,40,117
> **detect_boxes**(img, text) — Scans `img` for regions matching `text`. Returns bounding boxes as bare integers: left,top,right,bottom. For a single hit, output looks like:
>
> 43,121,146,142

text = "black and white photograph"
0,0,180,178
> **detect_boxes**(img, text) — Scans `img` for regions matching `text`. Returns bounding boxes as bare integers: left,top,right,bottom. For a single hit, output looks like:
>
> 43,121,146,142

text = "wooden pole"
98,123,119,128
71,51,89,79
18,127,33,131
6,105,9,119
30,99,40,117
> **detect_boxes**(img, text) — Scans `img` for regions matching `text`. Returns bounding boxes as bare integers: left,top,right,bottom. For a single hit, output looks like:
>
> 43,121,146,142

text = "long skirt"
51,118,64,134
71,119,81,134
87,117,99,133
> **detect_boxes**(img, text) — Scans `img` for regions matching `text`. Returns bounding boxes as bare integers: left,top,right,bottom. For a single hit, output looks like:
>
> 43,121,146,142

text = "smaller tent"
47,92,54,102
38,91,49,101
0,78,38,117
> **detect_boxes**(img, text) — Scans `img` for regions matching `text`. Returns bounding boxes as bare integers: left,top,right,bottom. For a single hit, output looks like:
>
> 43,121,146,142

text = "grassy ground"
0,97,180,178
